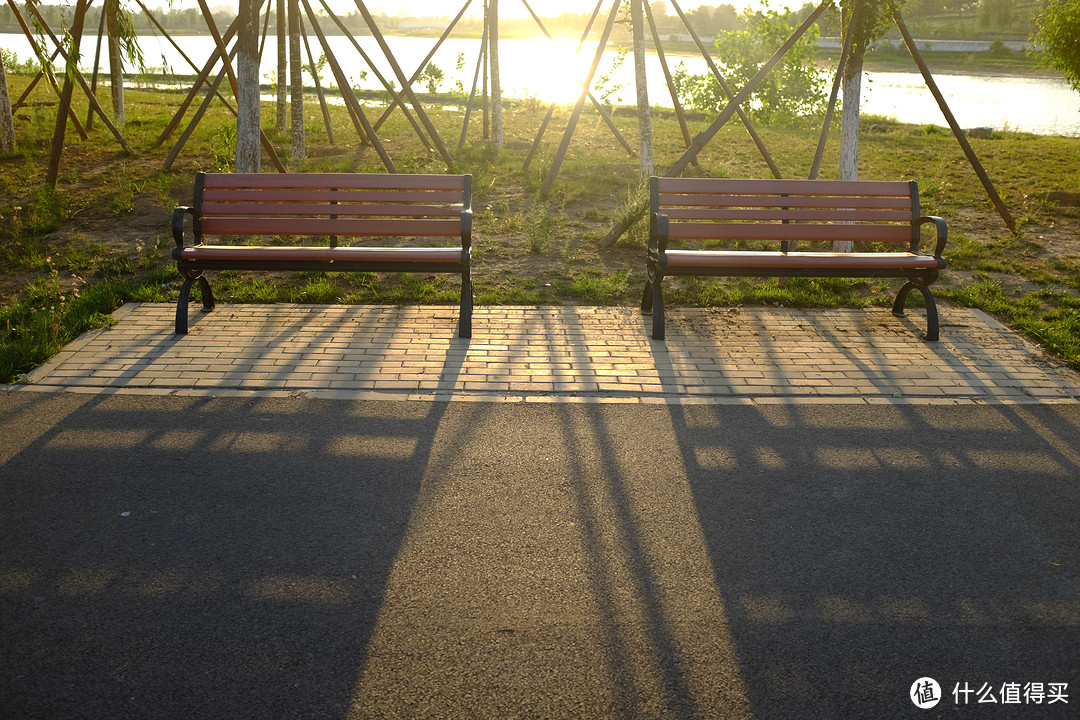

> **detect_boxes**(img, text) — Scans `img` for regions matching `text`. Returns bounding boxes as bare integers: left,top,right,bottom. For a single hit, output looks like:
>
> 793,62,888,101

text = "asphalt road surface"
2,391,1078,719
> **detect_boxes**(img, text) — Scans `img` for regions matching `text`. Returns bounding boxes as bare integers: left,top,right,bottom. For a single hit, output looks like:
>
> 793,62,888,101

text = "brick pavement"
11,302,1080,404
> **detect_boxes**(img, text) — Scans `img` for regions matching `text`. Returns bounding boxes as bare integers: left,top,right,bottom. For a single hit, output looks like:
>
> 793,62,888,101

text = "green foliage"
840,0,910,51
673,6,829,127
212,123,237,172
1,47,38,75
595,48,629,104
417,62,445,94
1031,0,1080,93
0,272,157,384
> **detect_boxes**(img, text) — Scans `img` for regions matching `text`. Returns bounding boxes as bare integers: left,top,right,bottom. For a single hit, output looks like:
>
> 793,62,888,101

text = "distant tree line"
0,0,1043,51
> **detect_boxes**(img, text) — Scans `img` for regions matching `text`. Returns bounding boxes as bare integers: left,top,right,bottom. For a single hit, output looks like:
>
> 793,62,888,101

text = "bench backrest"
653,177,920,250
193,172,472,240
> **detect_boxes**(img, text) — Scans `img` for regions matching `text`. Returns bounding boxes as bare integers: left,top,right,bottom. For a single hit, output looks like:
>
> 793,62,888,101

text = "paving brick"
13,303,1080,406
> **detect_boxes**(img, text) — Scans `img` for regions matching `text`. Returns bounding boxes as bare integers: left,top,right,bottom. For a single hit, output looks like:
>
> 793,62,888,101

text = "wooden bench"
642,176,948,340
172,172,473,337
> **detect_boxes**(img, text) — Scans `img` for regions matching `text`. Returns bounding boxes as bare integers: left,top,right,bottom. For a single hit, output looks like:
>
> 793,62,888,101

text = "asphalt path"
1,391,1078,719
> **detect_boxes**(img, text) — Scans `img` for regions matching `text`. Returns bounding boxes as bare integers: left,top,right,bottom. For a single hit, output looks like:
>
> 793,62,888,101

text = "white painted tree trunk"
276,0,287,136
632,0,653,178
288,0,304,163
0,50,14,153
836,47,864,252
489,0,503,148
236,0,261,172
105,0,124,128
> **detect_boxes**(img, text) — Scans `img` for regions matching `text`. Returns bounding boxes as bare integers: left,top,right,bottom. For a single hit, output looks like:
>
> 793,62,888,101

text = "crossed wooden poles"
10,0,1014,234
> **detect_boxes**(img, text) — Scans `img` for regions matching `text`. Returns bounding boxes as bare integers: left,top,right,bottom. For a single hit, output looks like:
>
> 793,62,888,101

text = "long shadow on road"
0,386,463,720
666,400,1080,717
2,391,1078,719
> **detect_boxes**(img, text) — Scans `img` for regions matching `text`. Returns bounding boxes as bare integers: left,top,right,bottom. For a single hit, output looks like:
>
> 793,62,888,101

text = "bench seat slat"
667,221,912,243
200,201,462,218
199,217,463,237
178,245,464,264
200,172,468,191
657,177,912,196
659,195,911,210
664,250,941,271
664,207,913,223
201,189,466,205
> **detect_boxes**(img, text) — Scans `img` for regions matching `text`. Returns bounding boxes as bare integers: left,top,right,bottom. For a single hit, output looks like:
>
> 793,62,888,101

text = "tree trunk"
105,0,124,128
0,50,14,153
288,0,304,162
276,0,287,135
489,0,502,148
236,0,262,172
631,0,653,178
47,0,90,185
836,43,863,252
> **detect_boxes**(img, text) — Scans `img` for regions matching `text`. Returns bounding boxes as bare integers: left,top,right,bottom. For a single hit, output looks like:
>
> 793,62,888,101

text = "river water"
4,32,1078,136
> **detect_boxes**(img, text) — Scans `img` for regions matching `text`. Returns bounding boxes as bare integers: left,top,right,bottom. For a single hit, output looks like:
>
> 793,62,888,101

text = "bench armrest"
460,208,473,250
172,206,196,248
650,212,670,255
916,215,947,257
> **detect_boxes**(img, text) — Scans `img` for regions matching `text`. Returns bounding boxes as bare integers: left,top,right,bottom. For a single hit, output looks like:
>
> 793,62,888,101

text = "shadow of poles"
0,356,476,720
650,387,1080,716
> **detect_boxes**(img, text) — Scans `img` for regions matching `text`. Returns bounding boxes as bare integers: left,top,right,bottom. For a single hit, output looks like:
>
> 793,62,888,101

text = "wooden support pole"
298,14,334,144
809,24,852,180
46,0,89,186
198,0,288,172
668,0,781,179
600,0,830,246
519,0,635,168
300,0,396,172
459,6,489,151
642,0,692,154
375,0,474,132
132,0,234,116
155,14,243,147
523,0,602,172
26,0,131,152
86,7,106,129
352,0,454,169
163,64,229,170
665,0,828,179
541,0,623,197
894,10,1015,232
6,0,89,139
317,0,432,151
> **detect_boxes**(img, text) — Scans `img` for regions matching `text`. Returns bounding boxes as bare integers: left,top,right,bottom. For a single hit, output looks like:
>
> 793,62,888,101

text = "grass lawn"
1,74,1078,382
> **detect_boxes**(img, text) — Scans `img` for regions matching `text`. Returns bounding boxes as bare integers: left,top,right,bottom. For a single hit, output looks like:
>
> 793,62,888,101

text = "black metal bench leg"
458,276,473,339
893,280,939,341
651,275,665,340
921,287,940,341
175,277,193,334
641,278,654,313
198,275,216,313
176,273,215,335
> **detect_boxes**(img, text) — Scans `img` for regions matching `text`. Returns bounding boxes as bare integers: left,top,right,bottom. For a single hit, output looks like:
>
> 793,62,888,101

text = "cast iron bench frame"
642,176,948,340
172,172,473,337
